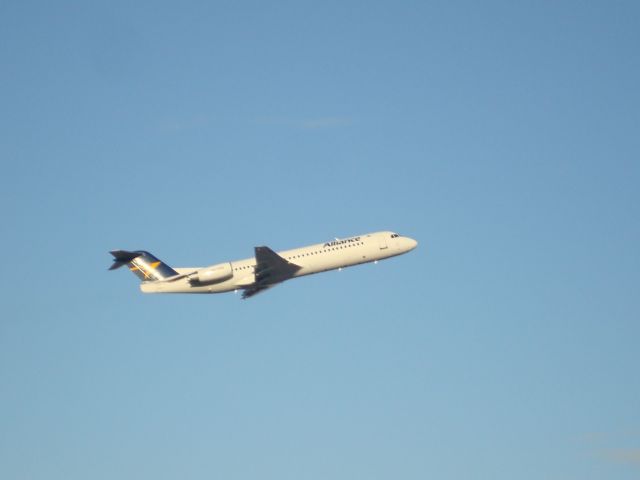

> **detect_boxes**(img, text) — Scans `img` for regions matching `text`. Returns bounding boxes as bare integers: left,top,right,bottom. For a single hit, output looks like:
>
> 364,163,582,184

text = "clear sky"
1,1,639,479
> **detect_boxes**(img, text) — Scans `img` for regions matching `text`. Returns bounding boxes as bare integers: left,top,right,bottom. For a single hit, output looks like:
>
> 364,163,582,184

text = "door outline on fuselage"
378,235,388,250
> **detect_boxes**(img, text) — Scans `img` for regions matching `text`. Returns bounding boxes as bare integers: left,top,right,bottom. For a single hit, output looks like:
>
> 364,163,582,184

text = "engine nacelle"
189,262,233,285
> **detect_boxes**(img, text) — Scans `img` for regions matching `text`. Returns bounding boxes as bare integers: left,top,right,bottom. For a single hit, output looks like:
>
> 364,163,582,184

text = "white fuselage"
140,231,417,294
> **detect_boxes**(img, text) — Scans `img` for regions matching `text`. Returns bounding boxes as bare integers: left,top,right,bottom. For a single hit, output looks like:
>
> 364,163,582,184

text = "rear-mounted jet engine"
188,262,233,285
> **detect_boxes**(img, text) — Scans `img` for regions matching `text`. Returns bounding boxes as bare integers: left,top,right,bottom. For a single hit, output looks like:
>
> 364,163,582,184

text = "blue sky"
1,1,639,479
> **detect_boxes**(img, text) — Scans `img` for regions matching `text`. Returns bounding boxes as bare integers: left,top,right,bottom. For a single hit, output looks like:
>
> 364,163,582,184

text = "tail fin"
109,250,178,281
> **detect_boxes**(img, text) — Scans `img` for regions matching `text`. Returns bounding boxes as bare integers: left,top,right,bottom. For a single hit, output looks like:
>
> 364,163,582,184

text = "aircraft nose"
406,237,418,251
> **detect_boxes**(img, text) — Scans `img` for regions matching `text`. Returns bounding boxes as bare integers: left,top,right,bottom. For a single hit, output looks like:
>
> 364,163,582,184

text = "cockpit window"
390,233,400,238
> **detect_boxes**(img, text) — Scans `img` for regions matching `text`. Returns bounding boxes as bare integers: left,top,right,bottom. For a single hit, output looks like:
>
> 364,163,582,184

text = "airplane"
109,231,418,299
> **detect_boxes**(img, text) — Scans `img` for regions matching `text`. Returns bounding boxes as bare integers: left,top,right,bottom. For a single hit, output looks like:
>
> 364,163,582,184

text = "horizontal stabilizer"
109,250,142,270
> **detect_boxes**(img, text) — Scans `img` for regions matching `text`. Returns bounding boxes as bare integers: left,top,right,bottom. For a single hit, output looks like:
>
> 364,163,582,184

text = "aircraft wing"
242,246,301,299
254,246,301,283
241,284,276,299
